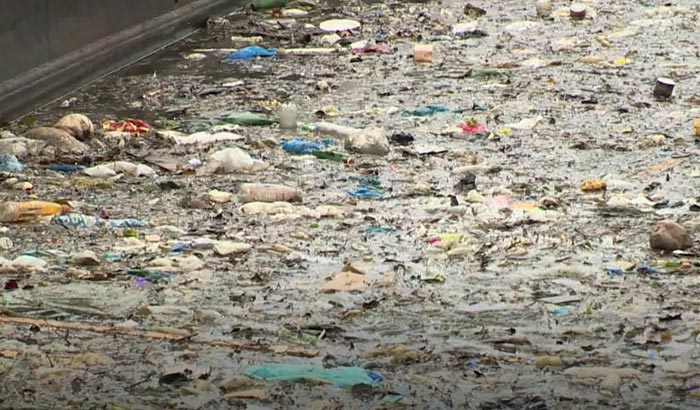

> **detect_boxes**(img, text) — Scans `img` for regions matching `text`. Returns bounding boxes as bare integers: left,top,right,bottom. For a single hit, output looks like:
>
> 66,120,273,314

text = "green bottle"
312,151,348,161
251,0,293,11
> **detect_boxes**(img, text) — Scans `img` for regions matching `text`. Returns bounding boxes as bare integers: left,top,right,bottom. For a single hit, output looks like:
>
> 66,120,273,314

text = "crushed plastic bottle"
197,147,268,175
83,161,155,178
0,201,70,223
53,214,148,229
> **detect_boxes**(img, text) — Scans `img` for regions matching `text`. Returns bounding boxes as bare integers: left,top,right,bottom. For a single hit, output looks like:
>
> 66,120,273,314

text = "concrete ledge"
0,0,243,121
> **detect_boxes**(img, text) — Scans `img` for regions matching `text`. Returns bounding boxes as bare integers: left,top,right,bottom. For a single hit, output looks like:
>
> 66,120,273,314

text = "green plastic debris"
421,272,446,283
219,112,277,126
124,229,138,238
244,364,382,387
251,0,292,11
299,122,317,131
312,150,348,161
469,69,507,80
126,269,172,282
382,394,414,405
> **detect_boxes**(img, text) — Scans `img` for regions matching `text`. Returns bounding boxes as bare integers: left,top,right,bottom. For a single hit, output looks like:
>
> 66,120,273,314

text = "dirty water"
3,0,700,409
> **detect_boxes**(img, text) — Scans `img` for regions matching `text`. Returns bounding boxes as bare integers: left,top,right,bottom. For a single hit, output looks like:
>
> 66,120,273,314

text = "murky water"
3,0,700,409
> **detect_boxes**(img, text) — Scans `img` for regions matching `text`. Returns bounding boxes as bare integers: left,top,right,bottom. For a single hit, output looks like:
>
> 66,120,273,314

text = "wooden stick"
0,315,319,357
0,315,191,341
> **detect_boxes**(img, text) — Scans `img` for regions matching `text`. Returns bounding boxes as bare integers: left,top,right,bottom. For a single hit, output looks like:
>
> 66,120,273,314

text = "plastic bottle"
240,183,302,203
314,122,361,142
0,201,70,223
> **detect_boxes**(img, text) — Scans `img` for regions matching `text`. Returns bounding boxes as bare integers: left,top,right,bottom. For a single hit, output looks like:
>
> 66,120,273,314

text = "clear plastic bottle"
0,201,70,223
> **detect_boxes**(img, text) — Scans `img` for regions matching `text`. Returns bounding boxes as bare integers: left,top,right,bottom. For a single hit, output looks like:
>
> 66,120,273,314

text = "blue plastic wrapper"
607,266,662,276
362,226,396,234
170,243,189,253
104,218,148,228
348,187,383,198
552,307,569,316
636,266,661,275
402,105,450,117
281,139,322,154
223,46,277,61
244,364,382,387
0,153,24,172
53,213,148,229
53,214,100,228
48,164,85,173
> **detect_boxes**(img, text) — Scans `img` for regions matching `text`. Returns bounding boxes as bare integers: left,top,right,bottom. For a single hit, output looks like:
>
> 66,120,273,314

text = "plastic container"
278,103,299,130
240,183,302,203
654,78,675,99
569,4,586,20
0,201,71,223
414,44,433,62
536,0,552,17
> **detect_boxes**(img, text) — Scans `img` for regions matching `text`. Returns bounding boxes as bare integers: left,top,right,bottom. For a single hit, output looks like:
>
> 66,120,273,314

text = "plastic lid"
319,19,361,32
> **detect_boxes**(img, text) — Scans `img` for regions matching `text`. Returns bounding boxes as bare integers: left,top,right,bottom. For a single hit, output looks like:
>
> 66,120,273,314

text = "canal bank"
0,0,246,121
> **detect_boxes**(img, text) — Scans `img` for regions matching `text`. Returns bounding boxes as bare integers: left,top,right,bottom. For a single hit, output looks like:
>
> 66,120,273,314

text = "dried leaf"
320,271,373,293
647,158,684,174
225,388,267,400
580,180,607,192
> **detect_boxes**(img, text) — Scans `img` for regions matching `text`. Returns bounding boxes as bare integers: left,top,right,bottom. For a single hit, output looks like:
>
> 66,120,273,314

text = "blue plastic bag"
224,46,277,61
348,188,383,199
281,139,322,154
244,364,383,387
48,164,85,173
402,105,450,117
0,153,24,172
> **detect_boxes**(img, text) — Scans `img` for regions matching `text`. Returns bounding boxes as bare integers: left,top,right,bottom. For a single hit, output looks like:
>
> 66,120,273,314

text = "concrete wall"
0,0,240,121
